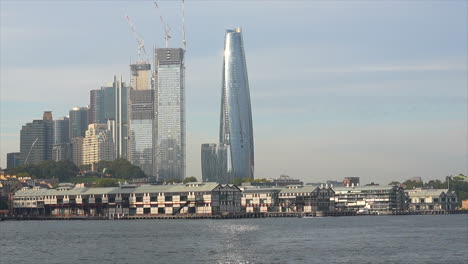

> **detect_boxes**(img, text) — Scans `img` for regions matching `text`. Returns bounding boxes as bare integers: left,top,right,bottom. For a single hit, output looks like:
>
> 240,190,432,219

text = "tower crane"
125,14,148,62
153,1,172,48
181,0,186,51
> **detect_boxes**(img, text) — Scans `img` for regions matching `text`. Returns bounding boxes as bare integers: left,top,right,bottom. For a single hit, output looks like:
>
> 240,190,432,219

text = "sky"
0,0,467,184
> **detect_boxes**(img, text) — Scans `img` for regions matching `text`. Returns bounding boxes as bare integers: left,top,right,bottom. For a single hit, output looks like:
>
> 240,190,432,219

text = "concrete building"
278,185,335,213
332,185,406,213
343,177,360,187
406,188,458,211
71,137,84,167
82,124,116,166
7,152,22,169
130,63,151,91
13,182,242,217
20,112,54,165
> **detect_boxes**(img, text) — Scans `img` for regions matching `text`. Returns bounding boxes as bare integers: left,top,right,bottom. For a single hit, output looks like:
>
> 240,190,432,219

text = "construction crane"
181,0,186,51
125,14,148,62
154,0,172,48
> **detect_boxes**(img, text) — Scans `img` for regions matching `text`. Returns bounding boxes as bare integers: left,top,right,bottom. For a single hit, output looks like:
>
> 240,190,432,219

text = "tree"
165,178,182,184
94,159,146,179
93,178,120,187
388,181,401,186
6,160,79,181
183,176,198,184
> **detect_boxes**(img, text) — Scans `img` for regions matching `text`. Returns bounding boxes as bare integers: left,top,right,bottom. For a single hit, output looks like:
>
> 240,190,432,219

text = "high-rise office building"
52,116,72,161
154,48,186,181
71,137,84,167
82,124,116,166
128,89,154,177
128,62,154,177
219,27,254,181
53,117,70,144
201,143,228,183
20,111,54,165
89,76,129,159
69,107,89,139
7,152,22,169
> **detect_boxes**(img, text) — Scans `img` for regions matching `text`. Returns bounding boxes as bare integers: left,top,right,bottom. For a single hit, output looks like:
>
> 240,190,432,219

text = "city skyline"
1,1,467,183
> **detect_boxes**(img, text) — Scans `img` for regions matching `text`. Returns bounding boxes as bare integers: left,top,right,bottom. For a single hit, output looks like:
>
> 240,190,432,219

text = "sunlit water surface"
1,215,467,263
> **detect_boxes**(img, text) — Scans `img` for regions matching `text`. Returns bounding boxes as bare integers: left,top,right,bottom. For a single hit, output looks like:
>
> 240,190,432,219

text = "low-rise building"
13,182,242,217
406,188,458,211
332,185,406,213
278,185,335,213
240,187,281,213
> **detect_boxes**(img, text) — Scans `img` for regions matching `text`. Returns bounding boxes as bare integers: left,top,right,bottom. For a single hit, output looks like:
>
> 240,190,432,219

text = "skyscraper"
219,27,254,181
201,143,228,183
128,89,154,177
154,48,185,181
89,76,129,159
20,111,54,165
52,116,72,162
82,124,116,166
69,107,89,139
69,107,88,167
53,117,70,144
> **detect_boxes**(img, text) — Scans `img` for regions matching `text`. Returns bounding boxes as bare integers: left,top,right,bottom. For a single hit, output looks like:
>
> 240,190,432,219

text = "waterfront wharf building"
278,185,335,213
219,27,254,180
240,187,281,213
331,185,406,213
20,111,54,165
13,182,242,217
154,48,186,181
406,188,458,211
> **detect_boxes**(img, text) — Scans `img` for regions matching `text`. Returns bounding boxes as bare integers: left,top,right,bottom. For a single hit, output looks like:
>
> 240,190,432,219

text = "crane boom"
125,14,148,62
154,0,171,48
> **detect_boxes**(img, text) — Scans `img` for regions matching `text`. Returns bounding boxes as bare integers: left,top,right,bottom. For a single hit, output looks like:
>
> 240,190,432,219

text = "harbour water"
1,215,467,264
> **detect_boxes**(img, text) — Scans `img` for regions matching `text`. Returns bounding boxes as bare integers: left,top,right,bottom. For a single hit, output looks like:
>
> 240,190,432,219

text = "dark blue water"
1,215,467,264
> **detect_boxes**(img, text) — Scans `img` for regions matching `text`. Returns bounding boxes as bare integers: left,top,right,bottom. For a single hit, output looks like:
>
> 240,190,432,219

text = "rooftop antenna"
124,13,148,62
154,1,171,48
182,0,186,51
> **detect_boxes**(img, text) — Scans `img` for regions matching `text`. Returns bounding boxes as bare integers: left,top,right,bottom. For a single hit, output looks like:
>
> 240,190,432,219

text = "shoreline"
2,210,467,221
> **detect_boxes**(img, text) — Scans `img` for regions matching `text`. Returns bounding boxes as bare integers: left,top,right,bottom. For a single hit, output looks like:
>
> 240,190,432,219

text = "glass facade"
53,117,70,144
20,115,53,165
154,48,185,181
69,107,89,139
219,28,254,180
89,76,128,159
128,89,154,177
201,143,228,183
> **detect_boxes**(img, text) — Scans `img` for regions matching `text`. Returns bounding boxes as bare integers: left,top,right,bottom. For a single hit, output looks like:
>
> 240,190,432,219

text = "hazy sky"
1,0,467,184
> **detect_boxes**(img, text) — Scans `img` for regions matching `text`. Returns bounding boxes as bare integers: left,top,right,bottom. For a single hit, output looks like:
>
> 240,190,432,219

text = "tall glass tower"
219,27,254,181
154,48,185,181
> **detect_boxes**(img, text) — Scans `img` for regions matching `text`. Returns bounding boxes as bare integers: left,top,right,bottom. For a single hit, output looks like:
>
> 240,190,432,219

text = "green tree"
388,181,401,186
93,178,120,187
183,176,198,184
165,178,182,184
